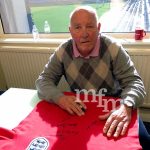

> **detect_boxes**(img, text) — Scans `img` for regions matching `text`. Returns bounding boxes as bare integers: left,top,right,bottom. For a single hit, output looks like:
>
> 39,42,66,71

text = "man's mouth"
81,41,90,43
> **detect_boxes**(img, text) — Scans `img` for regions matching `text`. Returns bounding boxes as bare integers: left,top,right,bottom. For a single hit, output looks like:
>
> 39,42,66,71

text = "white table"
0,88,41,129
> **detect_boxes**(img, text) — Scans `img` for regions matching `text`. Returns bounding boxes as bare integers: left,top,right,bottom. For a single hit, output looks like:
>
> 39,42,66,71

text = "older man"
36,6,146,139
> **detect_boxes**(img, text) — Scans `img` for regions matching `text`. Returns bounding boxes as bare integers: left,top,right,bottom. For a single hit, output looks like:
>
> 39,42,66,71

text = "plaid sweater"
36,34,146,108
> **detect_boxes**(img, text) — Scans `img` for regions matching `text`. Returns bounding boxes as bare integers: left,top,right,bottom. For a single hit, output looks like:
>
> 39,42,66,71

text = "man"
36,6,146,138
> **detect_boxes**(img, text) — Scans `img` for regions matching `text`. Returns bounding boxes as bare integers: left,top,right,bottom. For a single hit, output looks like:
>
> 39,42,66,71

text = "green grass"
31,3,110,33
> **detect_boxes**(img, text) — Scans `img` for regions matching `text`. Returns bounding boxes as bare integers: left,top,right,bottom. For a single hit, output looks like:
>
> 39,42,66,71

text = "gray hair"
69,5,98,23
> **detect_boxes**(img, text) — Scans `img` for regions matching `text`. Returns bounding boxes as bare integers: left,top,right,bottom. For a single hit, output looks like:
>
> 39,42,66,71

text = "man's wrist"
123,101,134,109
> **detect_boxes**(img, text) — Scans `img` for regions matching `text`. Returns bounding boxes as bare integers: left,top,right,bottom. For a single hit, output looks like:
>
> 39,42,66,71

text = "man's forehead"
69,6,98,25
71,12,96,26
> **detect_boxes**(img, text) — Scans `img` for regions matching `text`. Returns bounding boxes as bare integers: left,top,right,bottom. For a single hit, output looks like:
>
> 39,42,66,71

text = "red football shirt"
0,92,142,150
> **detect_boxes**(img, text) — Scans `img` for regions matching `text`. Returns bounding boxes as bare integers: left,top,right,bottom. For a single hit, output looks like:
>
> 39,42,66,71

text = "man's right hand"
56,95,87,116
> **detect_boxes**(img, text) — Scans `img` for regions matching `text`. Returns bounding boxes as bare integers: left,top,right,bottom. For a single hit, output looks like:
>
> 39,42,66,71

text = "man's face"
69,9,100,57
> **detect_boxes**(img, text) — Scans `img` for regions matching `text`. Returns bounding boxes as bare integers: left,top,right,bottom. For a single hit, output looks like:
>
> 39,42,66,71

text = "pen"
76,102,86,112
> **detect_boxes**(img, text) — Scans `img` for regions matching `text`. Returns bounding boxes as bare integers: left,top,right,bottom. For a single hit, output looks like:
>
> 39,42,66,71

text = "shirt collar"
73,36,100,59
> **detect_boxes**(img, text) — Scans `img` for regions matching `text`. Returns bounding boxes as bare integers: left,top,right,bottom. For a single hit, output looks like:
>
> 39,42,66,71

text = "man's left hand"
99,104,132,138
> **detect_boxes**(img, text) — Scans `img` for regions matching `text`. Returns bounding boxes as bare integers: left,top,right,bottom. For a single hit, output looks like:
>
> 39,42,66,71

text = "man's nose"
81,27,89,38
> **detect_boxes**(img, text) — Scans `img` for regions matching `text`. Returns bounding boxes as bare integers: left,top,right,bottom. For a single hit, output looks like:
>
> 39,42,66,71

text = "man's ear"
69,26,71,33
98,22,101,32
69,26,73,37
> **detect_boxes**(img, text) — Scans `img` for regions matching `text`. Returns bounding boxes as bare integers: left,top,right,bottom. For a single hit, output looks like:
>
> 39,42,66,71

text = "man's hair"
69,5,98,23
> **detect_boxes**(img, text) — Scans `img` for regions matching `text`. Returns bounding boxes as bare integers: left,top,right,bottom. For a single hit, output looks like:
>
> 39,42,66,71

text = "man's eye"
87,25,94,28
75,26,81,29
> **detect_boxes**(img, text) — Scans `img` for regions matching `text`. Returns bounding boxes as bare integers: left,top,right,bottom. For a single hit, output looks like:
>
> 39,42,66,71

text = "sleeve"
112,44,146,108
35,46,65,103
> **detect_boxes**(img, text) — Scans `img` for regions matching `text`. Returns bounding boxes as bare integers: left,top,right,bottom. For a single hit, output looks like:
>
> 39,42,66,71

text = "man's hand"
56,95,87,116
99,104,132,138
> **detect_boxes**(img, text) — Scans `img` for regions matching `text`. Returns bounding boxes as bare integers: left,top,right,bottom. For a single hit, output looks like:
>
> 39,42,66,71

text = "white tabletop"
0,88,41,129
